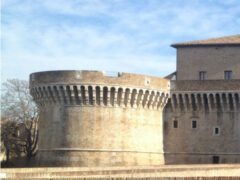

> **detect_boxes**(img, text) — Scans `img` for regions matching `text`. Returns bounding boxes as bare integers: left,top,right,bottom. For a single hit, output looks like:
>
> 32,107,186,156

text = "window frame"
224,71,232,80
199,71,206,80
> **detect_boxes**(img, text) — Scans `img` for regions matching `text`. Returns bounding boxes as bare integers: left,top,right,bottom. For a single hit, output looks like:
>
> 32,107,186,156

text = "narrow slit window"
173,120,178,128
214,127,220,135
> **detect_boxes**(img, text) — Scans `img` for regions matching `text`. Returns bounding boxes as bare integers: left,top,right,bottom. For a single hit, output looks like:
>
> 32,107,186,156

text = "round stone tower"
30,70,170,166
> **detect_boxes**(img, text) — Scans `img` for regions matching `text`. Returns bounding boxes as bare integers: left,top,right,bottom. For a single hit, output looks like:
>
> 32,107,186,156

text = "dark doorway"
213,156,219,164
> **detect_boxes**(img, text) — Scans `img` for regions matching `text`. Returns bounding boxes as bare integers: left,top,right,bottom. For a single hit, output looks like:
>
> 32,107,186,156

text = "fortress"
30,34,240,167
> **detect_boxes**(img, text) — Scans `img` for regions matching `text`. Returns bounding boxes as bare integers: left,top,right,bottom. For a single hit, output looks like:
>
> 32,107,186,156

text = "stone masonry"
30,71,170,166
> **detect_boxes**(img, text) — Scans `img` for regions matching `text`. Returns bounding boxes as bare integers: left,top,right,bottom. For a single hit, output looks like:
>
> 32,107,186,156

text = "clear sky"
2,0,240,82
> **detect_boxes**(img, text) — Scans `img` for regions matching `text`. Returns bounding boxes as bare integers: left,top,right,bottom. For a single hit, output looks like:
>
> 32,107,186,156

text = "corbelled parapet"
170,92,240,112
30,84,169,110
30,71,169,109
29,70,170,167
169,80,240,112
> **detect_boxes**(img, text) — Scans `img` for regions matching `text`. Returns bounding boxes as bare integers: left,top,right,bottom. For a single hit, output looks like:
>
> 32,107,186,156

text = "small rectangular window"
199,71,206,80
225,71,232,80
173,120,178,128
192,120,197,128
214,127,220,135
213,156,220,164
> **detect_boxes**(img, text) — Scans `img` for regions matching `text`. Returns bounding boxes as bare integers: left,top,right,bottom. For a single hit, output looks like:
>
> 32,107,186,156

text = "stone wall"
171,80,240,91
163,80,240,164
176,46,240,80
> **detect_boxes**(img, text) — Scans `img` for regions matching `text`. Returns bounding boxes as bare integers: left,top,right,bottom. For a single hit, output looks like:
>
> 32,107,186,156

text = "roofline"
171,43,240,48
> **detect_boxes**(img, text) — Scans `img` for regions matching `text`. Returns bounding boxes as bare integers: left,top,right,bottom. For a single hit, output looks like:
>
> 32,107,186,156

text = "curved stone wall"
30,70,170,166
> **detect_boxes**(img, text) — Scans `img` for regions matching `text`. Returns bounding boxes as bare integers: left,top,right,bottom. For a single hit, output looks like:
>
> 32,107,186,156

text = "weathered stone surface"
30,71,169,166
176,46,240,80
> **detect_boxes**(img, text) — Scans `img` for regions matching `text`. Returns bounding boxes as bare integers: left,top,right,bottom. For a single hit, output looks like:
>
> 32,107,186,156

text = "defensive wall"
164,80,240,164
29,70,240,166
30,70,170,167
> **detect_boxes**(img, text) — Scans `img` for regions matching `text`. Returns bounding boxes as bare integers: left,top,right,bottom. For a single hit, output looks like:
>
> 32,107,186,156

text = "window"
225,71,232,80
212,156,219,164
199,71,206,80
214,127,220,136
173,120,178,128
192,120,197,128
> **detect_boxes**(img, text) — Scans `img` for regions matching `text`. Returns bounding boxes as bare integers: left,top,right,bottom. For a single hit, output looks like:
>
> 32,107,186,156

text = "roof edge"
171,43,240,48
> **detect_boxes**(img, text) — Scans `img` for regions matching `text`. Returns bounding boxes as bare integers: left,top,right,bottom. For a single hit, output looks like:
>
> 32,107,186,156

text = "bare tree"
1,120,18,164
1,79,38,166
24,117,38,161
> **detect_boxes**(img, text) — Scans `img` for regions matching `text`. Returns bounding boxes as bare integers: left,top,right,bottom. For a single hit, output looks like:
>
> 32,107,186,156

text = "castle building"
30,34,240,166
164,34,240,164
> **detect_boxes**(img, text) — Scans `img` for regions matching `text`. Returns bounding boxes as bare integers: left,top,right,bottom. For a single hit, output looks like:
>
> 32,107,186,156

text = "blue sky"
2,0,240,82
